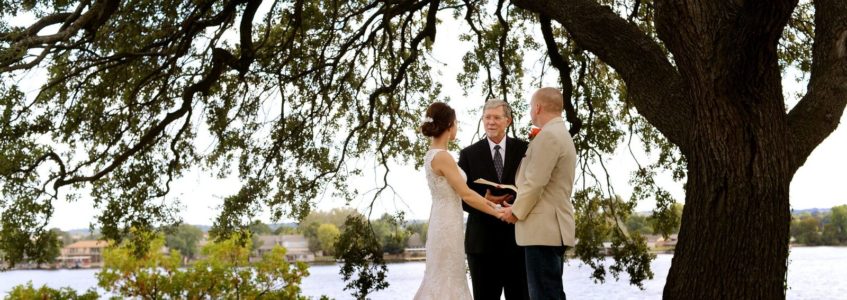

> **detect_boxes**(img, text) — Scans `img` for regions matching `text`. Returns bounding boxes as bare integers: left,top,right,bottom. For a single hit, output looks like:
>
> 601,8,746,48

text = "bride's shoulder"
429,150,456,168
433,149,456,158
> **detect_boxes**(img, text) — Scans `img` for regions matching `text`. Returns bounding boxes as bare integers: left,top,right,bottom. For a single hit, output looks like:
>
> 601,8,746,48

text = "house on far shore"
656,234,679,250
58,240,109,269
253,235,314,262
644,234,663,249
407,233,425,248
401,233,427,261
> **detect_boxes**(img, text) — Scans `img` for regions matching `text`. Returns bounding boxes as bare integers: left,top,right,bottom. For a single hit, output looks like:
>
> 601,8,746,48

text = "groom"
501,87,576,300
458,99,530,300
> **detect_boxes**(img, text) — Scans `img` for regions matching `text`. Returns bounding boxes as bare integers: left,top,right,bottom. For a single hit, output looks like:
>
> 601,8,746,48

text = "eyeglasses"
483,114,508,122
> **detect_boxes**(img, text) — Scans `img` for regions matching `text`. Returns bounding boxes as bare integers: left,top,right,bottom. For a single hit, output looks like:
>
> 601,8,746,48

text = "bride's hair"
421,102,456,137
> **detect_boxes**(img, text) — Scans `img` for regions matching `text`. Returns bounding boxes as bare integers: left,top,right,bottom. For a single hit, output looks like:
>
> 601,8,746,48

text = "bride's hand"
485,201,503,214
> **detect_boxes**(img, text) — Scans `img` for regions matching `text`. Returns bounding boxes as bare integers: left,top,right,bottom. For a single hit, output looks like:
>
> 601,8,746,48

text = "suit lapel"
476,139,499,182
504,137,523,183
502,138,515,182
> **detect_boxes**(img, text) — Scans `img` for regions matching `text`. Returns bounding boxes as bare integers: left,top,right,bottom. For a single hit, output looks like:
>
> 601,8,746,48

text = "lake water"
1,247,844,299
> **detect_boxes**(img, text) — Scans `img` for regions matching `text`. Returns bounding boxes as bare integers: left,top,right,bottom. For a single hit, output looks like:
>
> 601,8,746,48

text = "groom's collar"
542,117,564,129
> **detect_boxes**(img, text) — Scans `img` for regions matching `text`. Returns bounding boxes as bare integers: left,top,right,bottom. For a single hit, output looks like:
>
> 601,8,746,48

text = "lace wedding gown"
414,149,473,300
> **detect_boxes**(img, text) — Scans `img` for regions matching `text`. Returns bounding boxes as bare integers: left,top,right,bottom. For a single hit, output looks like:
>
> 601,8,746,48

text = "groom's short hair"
483,99,512,118
534,87,564,112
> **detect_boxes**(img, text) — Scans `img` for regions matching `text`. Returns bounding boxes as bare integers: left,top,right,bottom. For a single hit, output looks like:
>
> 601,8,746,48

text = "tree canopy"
2,0,845,298
163,223,204,260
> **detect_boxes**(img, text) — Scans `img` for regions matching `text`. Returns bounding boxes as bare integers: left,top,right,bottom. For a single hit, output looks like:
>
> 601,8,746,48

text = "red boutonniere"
528,127,541,141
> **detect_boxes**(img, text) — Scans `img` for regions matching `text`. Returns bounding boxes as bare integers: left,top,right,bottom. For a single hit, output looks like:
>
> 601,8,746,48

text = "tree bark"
667,138,791,299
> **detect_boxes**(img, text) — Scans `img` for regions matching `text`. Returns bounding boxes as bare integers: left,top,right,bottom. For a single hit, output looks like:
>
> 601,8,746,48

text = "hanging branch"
540,15,582,136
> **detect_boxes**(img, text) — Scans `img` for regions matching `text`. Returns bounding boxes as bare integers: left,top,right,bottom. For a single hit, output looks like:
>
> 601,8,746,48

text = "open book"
473,178,518,193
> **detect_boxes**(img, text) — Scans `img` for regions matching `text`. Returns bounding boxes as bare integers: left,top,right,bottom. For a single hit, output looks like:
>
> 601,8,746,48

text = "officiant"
458,99,529,300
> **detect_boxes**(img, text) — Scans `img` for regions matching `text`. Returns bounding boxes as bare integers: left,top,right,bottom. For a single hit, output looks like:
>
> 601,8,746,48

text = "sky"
7,8,845,230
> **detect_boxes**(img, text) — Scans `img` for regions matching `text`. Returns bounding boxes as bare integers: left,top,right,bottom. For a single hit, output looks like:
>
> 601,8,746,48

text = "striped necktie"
494,145,504,182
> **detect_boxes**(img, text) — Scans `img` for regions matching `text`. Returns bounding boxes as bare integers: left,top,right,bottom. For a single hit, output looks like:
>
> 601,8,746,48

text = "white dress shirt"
487,137,507,160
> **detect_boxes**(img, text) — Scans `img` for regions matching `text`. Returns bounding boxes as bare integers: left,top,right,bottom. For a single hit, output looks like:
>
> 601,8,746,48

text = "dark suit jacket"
458,136,529,254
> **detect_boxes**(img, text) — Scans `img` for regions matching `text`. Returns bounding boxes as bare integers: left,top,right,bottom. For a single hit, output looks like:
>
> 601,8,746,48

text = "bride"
414,102,505,300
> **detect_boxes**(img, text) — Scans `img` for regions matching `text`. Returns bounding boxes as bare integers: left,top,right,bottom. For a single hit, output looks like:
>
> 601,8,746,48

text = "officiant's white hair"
483,99,512,118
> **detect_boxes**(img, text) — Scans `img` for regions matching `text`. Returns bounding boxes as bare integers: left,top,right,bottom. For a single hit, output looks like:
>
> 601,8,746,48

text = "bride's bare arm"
431,151,503,219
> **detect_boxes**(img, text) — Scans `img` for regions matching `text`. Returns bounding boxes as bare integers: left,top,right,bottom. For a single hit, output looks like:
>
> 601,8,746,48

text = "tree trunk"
663,27,793,297
665,146,792,298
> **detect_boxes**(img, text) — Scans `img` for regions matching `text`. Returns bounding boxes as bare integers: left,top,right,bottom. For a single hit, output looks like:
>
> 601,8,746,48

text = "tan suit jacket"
511,117,577,247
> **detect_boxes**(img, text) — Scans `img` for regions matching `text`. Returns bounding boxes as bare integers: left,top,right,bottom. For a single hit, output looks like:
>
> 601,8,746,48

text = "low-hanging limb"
495,0,511,104
511,0,689,151
463,0,497,102
540,15,582,136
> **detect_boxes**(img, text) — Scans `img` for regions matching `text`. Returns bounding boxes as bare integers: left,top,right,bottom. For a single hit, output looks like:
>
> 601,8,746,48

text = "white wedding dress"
414,149,473,300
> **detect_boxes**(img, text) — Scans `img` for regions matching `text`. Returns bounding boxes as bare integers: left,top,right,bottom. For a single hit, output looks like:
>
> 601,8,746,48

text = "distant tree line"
790,205,847,246
3,207,431,269
622,202,847,247
7,232,319,299
296,208,426,256
176,207,428,258
623,203,684,237
1,228,100,269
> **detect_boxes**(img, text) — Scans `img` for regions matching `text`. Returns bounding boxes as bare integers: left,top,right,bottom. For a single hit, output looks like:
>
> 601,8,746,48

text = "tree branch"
511,0,690,150
0,0,119,71
236,0,262,77
463,0,496,101
23,13,75,37
540,15,582,136
787,0,847,171
51,0,261,190
495,0,510,103
628,0,642,22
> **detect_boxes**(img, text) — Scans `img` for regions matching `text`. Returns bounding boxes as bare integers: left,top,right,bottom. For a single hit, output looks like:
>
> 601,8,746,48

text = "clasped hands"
484,189,518,224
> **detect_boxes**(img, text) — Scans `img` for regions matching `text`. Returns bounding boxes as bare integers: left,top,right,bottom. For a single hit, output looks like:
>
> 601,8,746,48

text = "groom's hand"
499,205,518,224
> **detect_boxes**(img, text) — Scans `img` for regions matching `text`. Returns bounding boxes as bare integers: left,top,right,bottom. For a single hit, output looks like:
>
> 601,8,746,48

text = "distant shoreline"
5,245,846,271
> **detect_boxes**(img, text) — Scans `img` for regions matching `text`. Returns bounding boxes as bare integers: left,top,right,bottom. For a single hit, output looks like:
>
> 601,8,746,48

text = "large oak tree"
2,0,845,298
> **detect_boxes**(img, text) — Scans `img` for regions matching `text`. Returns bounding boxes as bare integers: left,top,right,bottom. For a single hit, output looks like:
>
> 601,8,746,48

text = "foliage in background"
334,215,388,300
5,282,98,300
163,223,204,261
316,223,340,256
296,208,426,257
0,226,61,269
6,231,315,299
4,231,316,299
791,205,847,246
370,213,411,255
299,207,360,255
